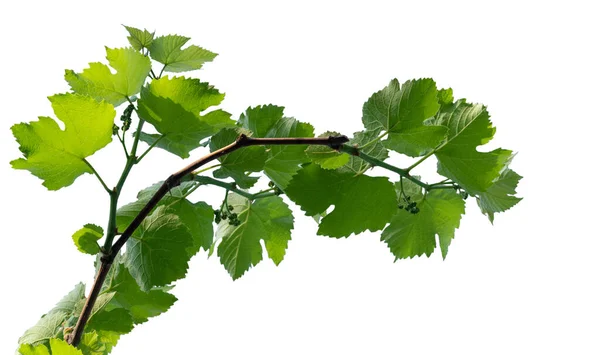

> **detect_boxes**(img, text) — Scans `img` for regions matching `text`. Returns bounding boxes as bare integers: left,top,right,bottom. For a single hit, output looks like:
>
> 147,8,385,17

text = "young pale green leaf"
125,206,193,291
65,47,151,106
338,130,388,174
11,94,115,190
238,105,315,188
286,164,397,237
149,35,217,73
477,168,522,223
72,224,103,255
19,339,84,355
381,189,465,259
209,128,268,188
18,343,50,355
434,99,512,193
438,88,454,106
137,76,234,158
49,339,84,355
217,194,294,279
305,131,349,170
78,331,107,355
123,25,154,51
117,180,214,254
362,78,447,157
102,263,177,324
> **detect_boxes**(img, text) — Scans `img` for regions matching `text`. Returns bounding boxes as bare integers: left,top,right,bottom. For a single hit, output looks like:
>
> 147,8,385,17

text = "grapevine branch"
67,134,349,346
68,133,455,347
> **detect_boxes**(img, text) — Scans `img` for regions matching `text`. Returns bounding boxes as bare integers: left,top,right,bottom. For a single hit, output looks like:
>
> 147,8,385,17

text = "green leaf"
137,76,234,158
384,125,448,157
125,205,193,291
286,164,397,237
65,47,151,106
338,130,388,174
18,340,83,355
209,128,268,189
73,292,115,320
305,131,349,169
87,309,134,334
49,339,84,355
18,343,50,355
10,94,115,190
19,283,85,346
381,189,465,259
217,194,294,279
434,99,512,193
149,35,217,73
477,168,522,223
117,180,214,253
18,312,66,346
238,105,315,188
123,25,154,51
78,331,106,355
102,263,177,324
72,224,103,255
362,78,447,157
438,88,454,106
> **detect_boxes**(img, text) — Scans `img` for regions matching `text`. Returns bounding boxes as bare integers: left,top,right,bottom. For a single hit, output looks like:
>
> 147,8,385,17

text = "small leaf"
65,47,151,106
381,189,465,259
72,224,103,255
149,35,217,73
217,194,294,279
123,25,154,51
137,76,234,158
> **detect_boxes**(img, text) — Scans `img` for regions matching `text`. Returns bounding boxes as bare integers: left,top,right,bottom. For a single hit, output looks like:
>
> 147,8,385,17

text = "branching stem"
67,134,349,347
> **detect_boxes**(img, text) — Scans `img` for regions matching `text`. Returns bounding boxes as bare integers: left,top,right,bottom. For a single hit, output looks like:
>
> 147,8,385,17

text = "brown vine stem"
67,134,349,347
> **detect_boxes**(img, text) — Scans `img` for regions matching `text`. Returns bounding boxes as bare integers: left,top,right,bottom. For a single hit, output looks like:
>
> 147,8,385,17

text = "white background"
1,1,599,354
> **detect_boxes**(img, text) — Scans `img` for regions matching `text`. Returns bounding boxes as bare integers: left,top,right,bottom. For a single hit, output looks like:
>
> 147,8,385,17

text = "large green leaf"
124,206,193,291
238,105,315,188
65,47,151,106
434,99,512,193
209,128,268,189
216,194,294,280
362,78,447,157
286,164,397,237
149,35,217,73
381,189,465,259
137,76,234,158
117,180,214,254
11,94,115,190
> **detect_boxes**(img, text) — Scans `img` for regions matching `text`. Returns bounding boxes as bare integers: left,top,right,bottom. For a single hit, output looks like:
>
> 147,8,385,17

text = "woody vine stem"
67,133,455,346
